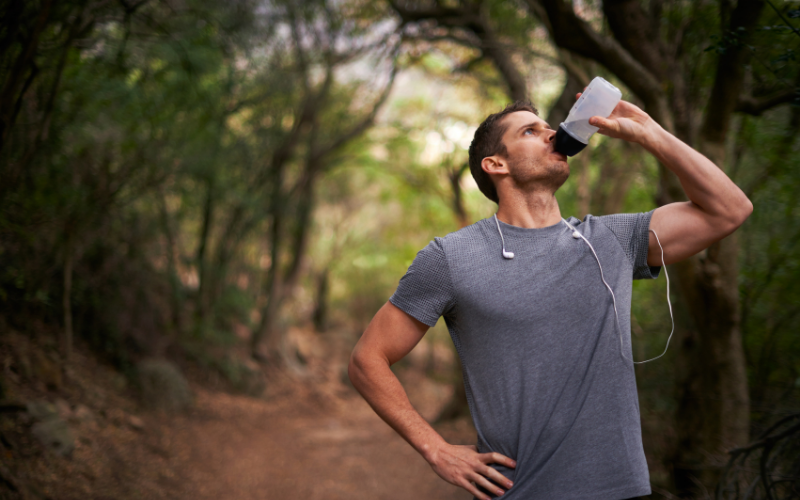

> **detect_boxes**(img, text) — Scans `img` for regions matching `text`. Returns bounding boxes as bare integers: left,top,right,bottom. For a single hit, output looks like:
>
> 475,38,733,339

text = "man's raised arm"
588,99,753,265
349,301,516,500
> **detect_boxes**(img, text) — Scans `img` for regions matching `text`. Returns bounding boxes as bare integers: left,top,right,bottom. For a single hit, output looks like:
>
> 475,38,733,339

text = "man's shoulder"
584,210,655,242
435,218,493,249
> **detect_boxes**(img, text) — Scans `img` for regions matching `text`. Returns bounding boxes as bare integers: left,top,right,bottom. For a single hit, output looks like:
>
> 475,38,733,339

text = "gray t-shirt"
390,212,660,500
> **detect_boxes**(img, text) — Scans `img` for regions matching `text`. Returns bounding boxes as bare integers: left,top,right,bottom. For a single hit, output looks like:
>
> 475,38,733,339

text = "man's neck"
495,189,562,229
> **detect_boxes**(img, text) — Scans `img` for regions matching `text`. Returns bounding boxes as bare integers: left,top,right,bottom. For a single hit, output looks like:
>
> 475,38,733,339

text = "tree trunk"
158,189,183,337
251,203,284,360
61,244,73,368
671,239,750,494
196,178,215,323
670,140,750,495
253,172,317,360
448,163,470,228
0,0,53,153
666,0,764,491
312,268,329,333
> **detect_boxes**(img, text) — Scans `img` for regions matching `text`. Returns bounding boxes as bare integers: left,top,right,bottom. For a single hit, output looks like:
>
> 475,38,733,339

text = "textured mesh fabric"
389,210,660,500
595,212,660,280
389,240,456,327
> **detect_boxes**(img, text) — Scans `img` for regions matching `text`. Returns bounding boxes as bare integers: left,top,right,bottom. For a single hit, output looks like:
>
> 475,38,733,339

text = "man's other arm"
349,301,516,499
588,100,753,265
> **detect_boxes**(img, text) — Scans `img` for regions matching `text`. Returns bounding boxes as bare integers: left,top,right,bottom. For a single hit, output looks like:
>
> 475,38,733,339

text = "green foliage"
0,0,403,367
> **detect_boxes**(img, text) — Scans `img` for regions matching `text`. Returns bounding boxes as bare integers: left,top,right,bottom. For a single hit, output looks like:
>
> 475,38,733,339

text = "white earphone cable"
494,214,507,251
634,228,674,364
493,215,674,364
494,214,514,259
559,219,674,365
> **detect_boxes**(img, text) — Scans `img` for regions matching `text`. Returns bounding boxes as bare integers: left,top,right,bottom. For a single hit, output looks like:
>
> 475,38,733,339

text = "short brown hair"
468,101,539,203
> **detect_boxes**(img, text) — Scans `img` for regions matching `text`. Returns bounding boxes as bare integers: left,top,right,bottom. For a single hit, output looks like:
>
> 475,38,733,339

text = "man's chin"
545,162,570,191
508,158,570,191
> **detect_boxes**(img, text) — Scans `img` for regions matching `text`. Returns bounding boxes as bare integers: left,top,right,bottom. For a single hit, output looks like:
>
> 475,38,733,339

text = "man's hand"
428,443,516,500
576,92,658,146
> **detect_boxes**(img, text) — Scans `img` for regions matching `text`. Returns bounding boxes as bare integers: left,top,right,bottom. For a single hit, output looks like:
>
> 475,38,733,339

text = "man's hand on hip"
427,442,516,499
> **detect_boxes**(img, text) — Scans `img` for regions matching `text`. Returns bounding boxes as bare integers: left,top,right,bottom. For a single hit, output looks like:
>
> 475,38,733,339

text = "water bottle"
554,76,622,157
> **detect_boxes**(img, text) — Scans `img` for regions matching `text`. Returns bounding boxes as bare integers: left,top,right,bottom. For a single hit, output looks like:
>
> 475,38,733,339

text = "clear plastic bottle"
554,76,622,157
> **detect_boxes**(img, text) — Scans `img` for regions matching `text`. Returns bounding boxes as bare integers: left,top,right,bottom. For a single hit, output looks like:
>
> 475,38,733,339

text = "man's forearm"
639,121,753,225
350,302,516,499
348,351,447,462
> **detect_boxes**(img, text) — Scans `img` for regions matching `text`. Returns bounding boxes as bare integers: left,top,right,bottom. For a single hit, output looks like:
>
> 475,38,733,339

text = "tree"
244,0,401,361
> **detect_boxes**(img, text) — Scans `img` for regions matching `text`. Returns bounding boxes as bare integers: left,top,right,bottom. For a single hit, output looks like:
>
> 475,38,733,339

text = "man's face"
495,111,569,191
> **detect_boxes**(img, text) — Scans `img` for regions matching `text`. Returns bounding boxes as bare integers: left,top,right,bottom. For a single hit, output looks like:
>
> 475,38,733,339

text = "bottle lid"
555,125,587,157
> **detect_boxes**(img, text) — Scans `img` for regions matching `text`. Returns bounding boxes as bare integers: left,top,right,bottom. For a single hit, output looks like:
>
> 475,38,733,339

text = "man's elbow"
348,345,372,392
348,348,363,389
727,195,754,232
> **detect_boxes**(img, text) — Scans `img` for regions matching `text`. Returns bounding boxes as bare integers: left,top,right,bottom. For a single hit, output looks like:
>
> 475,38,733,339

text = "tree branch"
602,0,667,80
311,51,400,164
391,0,528,100
735,89,799,116
524,0,672,129
390,1,468,26
453,55,485,73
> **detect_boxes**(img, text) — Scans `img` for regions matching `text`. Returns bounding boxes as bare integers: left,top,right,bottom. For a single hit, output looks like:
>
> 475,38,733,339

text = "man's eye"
524,128,534,135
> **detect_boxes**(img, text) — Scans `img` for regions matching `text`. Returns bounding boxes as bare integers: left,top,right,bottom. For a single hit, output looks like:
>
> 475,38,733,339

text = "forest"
0,0,798,498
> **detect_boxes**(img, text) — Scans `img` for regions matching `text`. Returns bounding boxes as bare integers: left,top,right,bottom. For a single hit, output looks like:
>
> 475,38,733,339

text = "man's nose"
546,128,556,143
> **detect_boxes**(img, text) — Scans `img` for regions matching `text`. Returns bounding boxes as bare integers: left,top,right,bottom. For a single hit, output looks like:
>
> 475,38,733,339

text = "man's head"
468,101,568,203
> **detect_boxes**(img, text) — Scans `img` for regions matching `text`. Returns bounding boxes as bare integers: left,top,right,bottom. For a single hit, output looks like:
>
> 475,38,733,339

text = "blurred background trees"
1,0,798,497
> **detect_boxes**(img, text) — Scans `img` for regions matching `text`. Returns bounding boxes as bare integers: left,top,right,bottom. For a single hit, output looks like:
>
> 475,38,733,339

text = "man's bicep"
648,202,733,266
355,301,430,366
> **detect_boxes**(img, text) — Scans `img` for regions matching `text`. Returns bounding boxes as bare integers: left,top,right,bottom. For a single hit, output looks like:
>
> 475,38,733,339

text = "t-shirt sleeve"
389,238,456,327
596,210,661,280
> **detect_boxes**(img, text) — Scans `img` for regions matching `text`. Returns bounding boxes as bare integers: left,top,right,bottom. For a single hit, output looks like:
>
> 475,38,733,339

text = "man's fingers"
481,465,514,489
432,445,515,499
589,116,608,128
462,480,491,500
470,472,507,498
590,116,622,135
480,451,517,469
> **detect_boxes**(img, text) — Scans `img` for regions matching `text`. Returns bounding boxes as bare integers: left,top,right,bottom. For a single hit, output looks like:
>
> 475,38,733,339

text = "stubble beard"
508,155,570,193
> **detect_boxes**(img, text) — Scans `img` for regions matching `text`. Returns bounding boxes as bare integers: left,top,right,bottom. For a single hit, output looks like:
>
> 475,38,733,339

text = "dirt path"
2,330,474,500
163,388,472,500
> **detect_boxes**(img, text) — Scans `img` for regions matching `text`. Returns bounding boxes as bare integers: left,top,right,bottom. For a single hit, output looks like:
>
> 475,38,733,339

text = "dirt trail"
2,330,473,499
161,387,472,500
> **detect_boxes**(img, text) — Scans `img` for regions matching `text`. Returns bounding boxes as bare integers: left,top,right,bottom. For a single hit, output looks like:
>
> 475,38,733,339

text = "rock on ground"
136,358,192,412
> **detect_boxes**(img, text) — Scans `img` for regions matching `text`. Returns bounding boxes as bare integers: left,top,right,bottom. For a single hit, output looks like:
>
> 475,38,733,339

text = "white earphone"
494,214,674,365
494,214,515,259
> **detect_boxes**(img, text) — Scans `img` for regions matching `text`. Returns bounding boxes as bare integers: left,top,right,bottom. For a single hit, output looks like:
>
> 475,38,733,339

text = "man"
348,95,752,499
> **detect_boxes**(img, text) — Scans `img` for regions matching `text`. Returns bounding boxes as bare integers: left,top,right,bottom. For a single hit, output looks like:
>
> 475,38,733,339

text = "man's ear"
481,155,507,176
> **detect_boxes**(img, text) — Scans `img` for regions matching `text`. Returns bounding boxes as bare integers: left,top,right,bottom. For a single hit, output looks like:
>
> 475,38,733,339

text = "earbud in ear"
502,250,515,259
